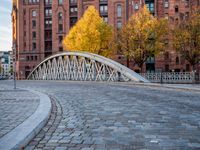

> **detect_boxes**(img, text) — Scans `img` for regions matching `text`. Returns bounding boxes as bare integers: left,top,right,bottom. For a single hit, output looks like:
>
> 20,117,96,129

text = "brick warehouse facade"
12,0,200,79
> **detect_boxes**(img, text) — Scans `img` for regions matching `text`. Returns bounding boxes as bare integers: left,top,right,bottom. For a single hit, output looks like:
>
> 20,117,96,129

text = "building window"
59,47,63,52
70,7,78,14
186,64,190,71
58,0,63,5
180,13,184,21
45,30,52,39
32,31,36,39
70,0,77,3
117,21,122,29
45,41,52,51
176,56,179,65
185,12,189,20
103,16,108,23
35,56,37,61
175,5,179,13
59,36,63,43
32,42,36,50
100,5,108,13
23,9,26,15
117,4,122,17
45,0,52,5
70,17,77,27
26,56,29,61
32,20,36,28
146,2,154,14
58,12,63,20
185,0,189,7
165,64,169,72
165,13,169,19
164,0,169,8
27,0,40,4
134,3,139,10
58,24,63,32
45,19,52,28
45,8,52,17
32,10,37,17
99,0,108,2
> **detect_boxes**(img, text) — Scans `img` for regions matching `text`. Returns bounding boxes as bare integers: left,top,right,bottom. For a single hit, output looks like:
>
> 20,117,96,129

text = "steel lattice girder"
27,52,149,83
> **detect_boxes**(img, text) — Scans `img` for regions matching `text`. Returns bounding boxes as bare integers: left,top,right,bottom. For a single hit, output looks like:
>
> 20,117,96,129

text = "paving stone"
1,81,200,150
0,88,39,138
55,147,68,150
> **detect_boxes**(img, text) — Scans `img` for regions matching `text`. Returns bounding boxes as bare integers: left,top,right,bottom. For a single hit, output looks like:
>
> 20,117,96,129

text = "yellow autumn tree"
63,6,113,57
117,6,168,71
173,10,200,70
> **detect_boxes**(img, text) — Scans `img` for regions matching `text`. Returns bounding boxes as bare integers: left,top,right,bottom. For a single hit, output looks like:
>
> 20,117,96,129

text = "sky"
0,0,12,51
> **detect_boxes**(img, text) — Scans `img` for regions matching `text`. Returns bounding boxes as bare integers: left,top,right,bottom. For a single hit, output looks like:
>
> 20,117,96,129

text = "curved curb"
0,89,51,150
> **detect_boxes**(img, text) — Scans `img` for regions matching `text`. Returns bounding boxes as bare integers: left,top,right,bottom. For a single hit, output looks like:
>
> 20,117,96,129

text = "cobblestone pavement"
0,82,40,138
2,81,200,150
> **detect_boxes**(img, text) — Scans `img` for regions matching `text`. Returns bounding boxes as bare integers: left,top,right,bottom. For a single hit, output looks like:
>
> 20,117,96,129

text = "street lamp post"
12,43,16,89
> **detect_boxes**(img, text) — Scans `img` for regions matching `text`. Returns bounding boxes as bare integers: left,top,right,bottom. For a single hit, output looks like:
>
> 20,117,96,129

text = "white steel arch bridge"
27,52,149,83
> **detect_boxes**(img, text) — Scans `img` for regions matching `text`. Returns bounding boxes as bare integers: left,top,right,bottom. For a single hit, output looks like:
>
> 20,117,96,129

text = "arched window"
164,0,169,8
58,0,63,5
117,4,122,17
175,5,179,13
58,12,63,20
117,21,122,29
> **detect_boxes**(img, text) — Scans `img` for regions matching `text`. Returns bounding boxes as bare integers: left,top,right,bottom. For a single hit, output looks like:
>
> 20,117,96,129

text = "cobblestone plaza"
0,80,200,150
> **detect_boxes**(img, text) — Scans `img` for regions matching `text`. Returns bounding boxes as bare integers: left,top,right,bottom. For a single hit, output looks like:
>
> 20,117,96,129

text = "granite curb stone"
0,89,52,150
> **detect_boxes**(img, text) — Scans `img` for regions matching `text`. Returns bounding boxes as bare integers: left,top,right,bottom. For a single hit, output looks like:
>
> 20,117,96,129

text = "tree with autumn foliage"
63,6,113,57
172,10,200,71
116,6,168,72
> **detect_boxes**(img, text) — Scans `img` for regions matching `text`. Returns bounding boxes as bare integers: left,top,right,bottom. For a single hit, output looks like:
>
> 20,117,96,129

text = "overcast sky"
0,0,12,51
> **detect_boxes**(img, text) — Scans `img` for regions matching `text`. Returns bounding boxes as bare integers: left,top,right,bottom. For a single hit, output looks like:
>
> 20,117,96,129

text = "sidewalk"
0,83,51,150
93,81,200,92
163,84,200,91
0,89,40,138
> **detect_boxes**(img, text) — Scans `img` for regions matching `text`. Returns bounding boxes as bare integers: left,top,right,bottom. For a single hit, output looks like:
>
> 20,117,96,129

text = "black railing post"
161,71,163,84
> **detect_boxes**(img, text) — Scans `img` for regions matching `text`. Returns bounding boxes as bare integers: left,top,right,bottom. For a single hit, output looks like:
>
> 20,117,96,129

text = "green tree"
173,10,200,70
117,6,168,72
63,6,113,57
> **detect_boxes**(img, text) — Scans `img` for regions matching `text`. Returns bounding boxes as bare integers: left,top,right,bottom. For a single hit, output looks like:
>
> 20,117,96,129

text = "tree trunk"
192,64,195,72
139,63,143,73
126,56,130,68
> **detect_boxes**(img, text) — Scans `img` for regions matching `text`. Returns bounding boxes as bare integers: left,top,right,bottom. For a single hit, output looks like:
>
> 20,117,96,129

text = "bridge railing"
140,72,199,84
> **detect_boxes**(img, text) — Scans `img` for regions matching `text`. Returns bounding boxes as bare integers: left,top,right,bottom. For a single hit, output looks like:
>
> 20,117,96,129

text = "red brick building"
12,0,200,79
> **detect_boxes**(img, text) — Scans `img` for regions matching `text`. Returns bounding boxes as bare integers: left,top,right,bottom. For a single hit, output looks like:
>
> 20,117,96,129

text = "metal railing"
140,72,199,84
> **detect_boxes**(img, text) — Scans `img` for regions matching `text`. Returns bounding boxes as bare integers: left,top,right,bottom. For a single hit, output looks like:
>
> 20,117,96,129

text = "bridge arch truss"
27,52,149,82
